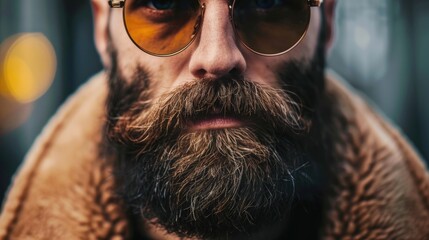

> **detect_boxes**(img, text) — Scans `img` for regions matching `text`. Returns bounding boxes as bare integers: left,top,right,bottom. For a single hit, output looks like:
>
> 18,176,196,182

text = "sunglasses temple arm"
109,0,125,8
308,0,323,7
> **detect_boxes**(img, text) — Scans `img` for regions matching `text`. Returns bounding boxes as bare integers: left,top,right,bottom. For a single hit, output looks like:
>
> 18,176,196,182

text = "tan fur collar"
1,71,428,239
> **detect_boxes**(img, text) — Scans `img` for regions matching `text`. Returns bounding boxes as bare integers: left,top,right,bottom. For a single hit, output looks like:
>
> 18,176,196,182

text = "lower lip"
190,117,244,131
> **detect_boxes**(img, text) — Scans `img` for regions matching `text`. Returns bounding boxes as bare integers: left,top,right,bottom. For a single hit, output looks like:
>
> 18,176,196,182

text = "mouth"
188,114,246,131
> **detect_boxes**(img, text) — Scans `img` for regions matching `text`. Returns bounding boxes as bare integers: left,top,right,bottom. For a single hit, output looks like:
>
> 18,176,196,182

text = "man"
1,0,429,239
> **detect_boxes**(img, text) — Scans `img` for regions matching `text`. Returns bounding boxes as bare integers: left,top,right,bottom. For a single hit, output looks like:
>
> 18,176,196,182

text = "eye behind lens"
124,0,203,56
232,0,311,56
255,0,277,9
147,0,176,10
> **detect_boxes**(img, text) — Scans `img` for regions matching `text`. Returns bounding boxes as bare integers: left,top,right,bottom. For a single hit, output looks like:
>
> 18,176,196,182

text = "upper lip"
187,111,246,130
191,113,238,122
192,109,241,122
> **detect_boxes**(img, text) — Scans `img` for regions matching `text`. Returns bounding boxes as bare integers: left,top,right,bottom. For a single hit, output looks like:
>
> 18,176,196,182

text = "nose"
189,2,247,79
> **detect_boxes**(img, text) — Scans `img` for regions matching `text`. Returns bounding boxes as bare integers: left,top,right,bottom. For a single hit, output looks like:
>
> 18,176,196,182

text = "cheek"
243,8,322,85
109,12,142,80
288,8,322,62
108,11,178,87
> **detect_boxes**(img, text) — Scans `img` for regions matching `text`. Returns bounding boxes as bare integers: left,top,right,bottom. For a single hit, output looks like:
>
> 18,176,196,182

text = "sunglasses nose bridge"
189,1,246,79
194,1,238,47
195,0,235,31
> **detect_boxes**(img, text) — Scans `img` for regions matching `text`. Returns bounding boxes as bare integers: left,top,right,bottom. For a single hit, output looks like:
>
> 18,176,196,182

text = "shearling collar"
1,71,429,239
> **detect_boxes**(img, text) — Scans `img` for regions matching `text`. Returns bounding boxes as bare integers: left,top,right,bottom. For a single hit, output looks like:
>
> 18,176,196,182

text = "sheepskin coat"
1,71,429,240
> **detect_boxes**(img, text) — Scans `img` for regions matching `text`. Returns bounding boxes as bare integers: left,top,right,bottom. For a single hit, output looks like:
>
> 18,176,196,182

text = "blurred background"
0,0,428,203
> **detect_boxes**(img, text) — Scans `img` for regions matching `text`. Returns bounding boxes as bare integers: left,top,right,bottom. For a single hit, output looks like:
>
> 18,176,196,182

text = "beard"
103,31,326,239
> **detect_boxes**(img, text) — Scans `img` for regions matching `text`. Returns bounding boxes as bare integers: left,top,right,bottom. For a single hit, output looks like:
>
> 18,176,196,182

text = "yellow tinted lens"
124,0,201,55
233,0,310,55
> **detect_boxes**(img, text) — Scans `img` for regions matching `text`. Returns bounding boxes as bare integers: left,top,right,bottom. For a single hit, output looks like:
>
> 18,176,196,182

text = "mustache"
110,75,311,151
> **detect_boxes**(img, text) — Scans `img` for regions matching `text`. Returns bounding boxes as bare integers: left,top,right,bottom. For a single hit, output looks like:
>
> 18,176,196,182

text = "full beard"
103,35,326,239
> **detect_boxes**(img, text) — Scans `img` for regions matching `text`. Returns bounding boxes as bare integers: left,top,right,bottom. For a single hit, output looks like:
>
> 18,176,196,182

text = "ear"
323,0,336,51
91,0,111,68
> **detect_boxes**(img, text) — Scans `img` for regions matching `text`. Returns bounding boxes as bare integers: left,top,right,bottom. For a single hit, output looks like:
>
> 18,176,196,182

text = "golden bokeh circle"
0,33,57,103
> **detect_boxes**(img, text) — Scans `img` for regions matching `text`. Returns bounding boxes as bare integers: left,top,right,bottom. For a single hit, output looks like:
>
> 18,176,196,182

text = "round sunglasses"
108,0,323,57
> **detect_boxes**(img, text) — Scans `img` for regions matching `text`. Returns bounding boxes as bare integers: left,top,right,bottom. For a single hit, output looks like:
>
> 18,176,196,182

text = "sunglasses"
108,0,323,57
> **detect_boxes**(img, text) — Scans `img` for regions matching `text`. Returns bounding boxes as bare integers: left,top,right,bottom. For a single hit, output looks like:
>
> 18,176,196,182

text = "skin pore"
93,0,336,239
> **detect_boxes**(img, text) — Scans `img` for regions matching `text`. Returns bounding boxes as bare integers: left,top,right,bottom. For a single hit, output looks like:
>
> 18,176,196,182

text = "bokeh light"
0,33,57,103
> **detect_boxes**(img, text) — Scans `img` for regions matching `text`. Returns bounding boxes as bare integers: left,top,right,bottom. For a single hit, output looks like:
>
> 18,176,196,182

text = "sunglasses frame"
108,0,324,57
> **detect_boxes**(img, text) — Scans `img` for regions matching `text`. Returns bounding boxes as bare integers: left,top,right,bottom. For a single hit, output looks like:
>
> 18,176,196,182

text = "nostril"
229,68,241,76
192,64,245,80
194,69,207,79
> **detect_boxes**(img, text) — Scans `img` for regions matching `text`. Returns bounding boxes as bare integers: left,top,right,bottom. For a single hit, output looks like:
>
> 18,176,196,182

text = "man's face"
96,0,333,238
106,0,323,97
